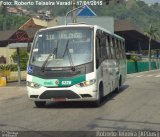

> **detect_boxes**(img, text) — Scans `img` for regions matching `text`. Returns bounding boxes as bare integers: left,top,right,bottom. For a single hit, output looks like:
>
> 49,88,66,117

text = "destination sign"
46,32,84,40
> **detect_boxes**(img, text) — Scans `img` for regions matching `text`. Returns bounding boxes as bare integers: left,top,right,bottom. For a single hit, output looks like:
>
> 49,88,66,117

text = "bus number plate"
51,98,66,102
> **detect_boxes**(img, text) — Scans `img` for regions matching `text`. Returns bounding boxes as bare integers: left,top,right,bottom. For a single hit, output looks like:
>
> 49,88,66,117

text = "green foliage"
96,0,160,38
144,24,159,40
129,55,141,62
0,8,29,30
0,5,7,15
0,64,17,71
0,0,160,38
11,49,29,71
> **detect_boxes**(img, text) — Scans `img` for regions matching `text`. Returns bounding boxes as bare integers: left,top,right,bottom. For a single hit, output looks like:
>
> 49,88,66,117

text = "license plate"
51,98,66,102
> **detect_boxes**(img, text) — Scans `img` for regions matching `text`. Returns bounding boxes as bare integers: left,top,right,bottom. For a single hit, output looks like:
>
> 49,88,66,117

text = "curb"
127,69,160,77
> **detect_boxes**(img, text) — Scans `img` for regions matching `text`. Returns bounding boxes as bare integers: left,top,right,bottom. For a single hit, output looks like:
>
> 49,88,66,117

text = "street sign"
77,5,96,16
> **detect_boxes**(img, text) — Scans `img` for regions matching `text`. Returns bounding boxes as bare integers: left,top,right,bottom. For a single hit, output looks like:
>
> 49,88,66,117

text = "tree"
11,49,29,71
1,4,7,15
144,24,159,70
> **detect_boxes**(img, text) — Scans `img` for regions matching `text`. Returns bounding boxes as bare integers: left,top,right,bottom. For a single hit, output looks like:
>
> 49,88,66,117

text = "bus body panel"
27,72,98,101
27,24,126,104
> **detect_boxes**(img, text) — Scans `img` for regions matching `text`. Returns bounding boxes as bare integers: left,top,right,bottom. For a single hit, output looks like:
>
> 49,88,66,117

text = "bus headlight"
27,81,41,89
76,79,96,87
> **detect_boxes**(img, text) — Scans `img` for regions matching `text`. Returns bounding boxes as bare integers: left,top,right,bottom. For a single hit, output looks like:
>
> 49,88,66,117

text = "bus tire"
34,101,46,108
115,76,122,93
92,83,104,107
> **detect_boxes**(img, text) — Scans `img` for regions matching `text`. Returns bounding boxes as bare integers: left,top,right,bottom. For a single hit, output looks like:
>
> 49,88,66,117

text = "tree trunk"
148,37,152,71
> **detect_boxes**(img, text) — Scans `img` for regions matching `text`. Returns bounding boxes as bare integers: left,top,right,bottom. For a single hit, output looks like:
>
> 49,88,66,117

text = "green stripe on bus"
32,75,86,87
32,77,58,87
59,75,85,87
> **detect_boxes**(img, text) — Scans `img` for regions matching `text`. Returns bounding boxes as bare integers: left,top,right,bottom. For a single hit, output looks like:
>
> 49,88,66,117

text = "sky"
142,0,160,4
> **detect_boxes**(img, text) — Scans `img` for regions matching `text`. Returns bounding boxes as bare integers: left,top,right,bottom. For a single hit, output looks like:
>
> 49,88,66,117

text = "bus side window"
96,37,101,68
122,41,126,59
106,36,111,59
110,37,115,59
116,39,120,59
117,40,122,59
101,36,107,59
111,37,116,59
114,39,117,59
96,37,100,59
105,36,110,59
120,41,124,59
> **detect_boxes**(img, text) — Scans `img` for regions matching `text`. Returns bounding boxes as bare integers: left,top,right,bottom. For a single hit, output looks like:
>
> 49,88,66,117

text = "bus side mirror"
27,43,32,53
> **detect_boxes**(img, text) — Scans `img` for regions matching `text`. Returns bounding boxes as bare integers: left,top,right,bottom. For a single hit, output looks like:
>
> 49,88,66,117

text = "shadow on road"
87,117,160,131
38,84,129,109
100,84,129,106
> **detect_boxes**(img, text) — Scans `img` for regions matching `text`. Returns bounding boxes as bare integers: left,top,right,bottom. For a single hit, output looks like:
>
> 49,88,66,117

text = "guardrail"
127,61,160,74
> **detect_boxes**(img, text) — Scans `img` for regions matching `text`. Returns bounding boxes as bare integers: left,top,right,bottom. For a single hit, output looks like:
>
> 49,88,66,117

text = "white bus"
27,24,127,107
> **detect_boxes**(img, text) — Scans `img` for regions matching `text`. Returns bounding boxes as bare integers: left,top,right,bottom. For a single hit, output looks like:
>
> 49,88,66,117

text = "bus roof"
39,24,125,41
95,25,125,41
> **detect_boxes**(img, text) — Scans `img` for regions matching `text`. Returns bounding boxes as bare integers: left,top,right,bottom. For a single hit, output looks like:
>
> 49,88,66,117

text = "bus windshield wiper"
41,41,58,72
62,40,76,71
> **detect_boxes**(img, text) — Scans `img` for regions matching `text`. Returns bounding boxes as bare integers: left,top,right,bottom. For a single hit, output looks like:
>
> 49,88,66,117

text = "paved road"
0,70,160,132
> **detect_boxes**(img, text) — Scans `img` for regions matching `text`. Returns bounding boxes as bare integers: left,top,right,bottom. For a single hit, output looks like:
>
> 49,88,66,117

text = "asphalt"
0,70,160,134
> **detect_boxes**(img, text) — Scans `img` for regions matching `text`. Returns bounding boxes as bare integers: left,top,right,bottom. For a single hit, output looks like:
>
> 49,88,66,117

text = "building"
114,20,160,51
0,30,17,64
0,16,160,64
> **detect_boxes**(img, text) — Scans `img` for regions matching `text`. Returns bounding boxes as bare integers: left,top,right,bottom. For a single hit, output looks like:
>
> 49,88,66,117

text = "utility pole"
65,4,85,25
72,0,77,23
148,24,152,71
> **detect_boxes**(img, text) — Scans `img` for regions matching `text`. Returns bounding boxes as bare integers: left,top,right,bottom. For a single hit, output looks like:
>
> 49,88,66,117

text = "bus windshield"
30,28,93,68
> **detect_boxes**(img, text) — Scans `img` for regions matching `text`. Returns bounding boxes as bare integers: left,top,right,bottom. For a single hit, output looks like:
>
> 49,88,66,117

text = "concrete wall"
127,61,160,74
57,16,114,33
0,48,16,64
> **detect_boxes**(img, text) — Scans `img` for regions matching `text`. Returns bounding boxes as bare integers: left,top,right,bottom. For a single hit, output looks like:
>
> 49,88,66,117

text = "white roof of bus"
40,24,95,31
39,24,124,40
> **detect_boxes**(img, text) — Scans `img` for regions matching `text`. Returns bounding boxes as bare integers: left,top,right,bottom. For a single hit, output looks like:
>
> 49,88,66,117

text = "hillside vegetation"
0,5,29,30
95,0,160,35
0,0,160,37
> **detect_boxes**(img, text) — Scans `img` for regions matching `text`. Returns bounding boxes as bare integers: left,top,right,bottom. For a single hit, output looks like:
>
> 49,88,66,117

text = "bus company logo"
55,80,59,85
44,81,53,86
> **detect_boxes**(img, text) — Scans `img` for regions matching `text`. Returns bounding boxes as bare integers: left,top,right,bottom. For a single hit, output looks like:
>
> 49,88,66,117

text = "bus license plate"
51,98,66,102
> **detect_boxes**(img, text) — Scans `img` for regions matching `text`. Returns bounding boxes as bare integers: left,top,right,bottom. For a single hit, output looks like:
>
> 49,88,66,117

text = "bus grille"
80,94,92,98
30,95,39,98
39,90,80,99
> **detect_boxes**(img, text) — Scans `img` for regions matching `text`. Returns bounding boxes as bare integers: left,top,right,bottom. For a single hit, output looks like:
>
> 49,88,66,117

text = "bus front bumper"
27,84,98,102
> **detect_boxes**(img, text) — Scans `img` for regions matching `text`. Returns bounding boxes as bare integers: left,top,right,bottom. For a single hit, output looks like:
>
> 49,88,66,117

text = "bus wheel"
34,101,46,108
93,83,104,107
115,76,121,93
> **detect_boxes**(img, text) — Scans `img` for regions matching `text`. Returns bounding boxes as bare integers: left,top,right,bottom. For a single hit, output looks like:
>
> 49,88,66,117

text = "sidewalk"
0,81,27,101
7,81,26,87
127,69,160,77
